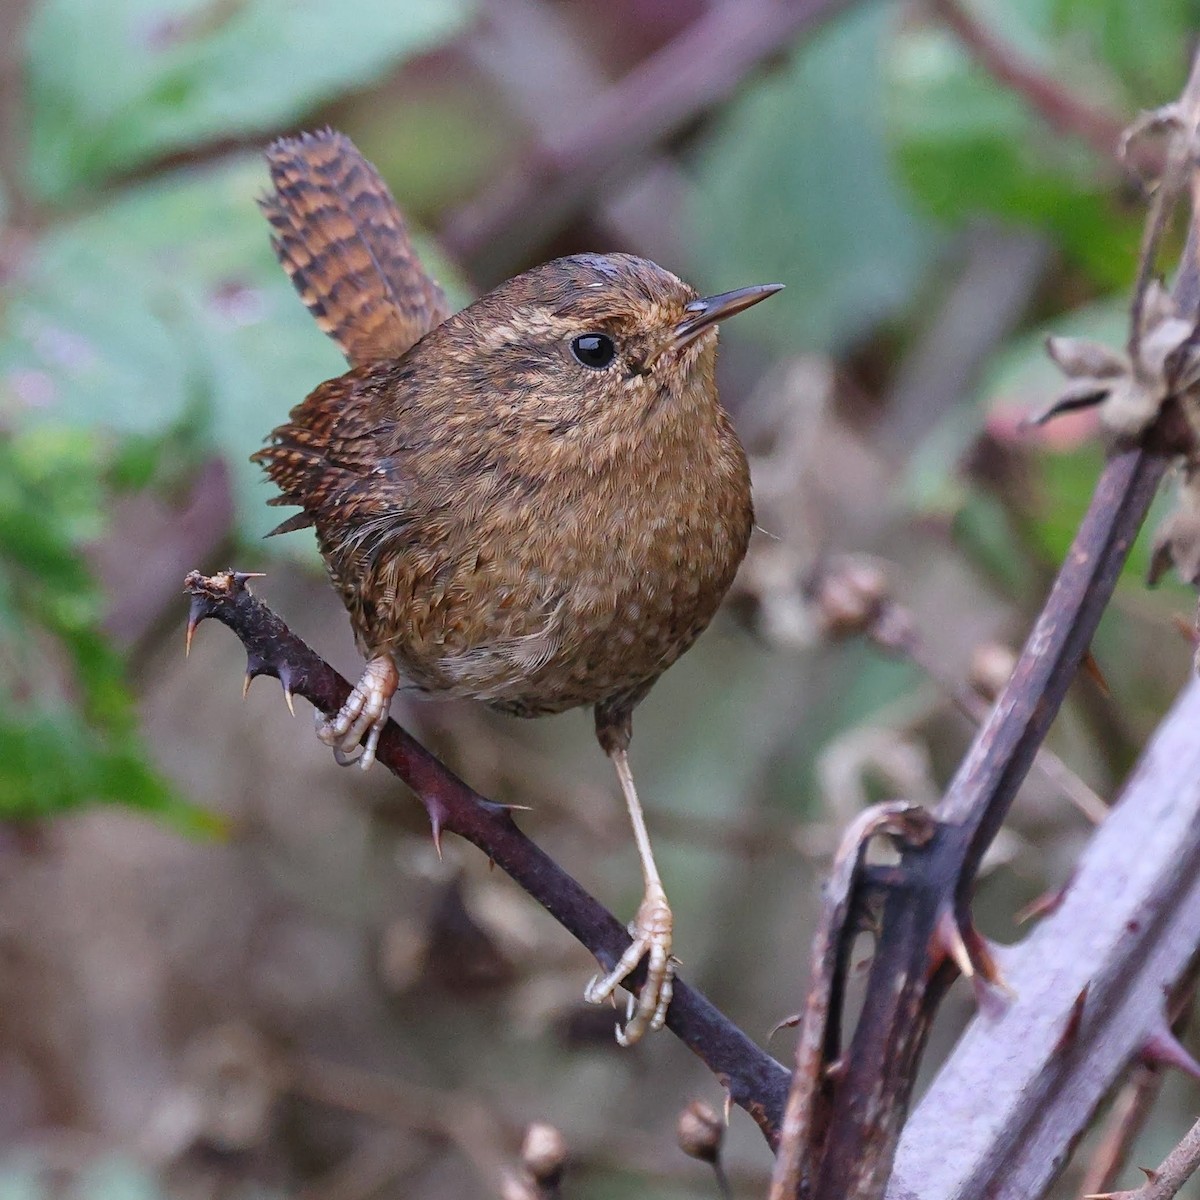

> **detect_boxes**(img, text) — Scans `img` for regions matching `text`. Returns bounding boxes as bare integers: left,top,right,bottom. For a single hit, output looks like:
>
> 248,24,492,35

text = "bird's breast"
412,408,753,712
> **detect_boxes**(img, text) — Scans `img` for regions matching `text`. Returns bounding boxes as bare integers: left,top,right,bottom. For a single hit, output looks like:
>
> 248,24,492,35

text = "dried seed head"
969,642,1017,701
1149,467,1200,586
1045,335,1127,380
676,1099,724,1164
1038,284,1200,435
167,1022,281,1156
809,557,888,638
499,1171,538,1200
521,1122,567,1184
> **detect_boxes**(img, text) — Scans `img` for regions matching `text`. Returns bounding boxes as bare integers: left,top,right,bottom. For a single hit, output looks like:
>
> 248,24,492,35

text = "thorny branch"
182,570,791,1142
889,675,1200,1200
177,35,1200,1200
767,803,936,1200
769,48,1200,1200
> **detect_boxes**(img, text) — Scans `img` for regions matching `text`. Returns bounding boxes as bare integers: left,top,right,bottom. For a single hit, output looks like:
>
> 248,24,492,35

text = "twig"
289,1055,511,1197
442,0,857,276
867,588,1110,826
1077,981,1197,1199
296,1054,772,1195
876,225,1050,461
929,0,1130,164
458,0,691,268
293,1133,427,1200
1077,1066,1168,1200
1087,1115,1200,1200
183,571,791,1142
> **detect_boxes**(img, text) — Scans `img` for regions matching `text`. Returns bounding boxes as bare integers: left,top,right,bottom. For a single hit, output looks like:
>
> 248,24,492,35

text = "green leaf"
25,0,478,202
1051,0,1200,99
0,712,217,834
686,3,938,353
2,155,470,546
886,0,1171,288
0,431,216,832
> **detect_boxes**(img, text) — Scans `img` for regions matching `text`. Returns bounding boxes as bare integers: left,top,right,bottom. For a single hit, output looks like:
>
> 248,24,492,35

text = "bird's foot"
316,655,398,770
584,885,675,1046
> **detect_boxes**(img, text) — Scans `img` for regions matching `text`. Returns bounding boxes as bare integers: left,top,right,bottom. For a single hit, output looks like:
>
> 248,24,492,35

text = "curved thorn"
935,907,975,979
1142,1024,1200,1080
1054,986,1089,1055
766,1012,802,1041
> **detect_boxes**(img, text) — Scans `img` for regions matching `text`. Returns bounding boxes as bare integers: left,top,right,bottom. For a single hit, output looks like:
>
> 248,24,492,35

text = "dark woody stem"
183,570,791,1143
790,76,1200,1199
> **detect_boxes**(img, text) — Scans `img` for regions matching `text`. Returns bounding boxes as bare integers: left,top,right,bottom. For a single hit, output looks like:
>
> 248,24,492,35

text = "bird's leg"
315,653,398,770
583,746,675,1045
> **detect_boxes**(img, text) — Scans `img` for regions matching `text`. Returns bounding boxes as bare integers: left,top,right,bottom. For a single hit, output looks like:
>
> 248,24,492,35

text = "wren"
252,130,781,1045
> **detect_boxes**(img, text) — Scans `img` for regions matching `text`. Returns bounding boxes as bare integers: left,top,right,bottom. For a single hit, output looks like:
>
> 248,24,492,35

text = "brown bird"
252,130,781,1044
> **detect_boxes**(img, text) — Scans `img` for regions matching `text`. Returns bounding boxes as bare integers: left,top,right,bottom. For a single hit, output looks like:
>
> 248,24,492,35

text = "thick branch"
1077,983,1197,1198
889,675,1200,1200
182,571,790,1142
767,803,937,1200
789,55,1200,1200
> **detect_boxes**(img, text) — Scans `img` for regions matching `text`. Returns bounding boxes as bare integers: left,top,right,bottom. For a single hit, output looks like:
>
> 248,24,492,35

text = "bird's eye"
570,333,617,369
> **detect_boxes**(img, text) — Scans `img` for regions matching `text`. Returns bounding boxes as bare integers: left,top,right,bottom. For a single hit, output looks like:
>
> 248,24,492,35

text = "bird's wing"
261,129,453,366
251,363,410,534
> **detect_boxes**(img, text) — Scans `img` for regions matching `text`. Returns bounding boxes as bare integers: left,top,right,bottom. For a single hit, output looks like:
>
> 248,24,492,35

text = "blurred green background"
1,1,1198,1197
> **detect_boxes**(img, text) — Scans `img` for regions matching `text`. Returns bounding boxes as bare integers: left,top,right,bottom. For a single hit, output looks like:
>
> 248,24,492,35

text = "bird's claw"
584,887,675,1046
315,655,398,771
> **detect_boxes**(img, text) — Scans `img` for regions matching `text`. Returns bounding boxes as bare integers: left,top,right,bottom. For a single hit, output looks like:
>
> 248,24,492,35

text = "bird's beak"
673,283,784,351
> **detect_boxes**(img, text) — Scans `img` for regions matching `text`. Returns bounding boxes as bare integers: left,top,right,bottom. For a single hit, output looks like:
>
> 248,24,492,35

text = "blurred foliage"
889,4,1133,287
688,2,939,353
25,0,477,202
0,0,472,821
0,1155,183,1200
883,0,1196,605
2,157,467,537
0,0,1198,1195
0,0,1195,941
888,0,1200,287
0,428,216,830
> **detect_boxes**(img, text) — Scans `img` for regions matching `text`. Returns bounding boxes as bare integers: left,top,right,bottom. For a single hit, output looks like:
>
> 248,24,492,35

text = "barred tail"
261,129,452,366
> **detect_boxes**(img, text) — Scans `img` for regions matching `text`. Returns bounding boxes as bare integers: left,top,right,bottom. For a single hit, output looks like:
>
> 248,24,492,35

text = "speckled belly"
392,513,746,717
